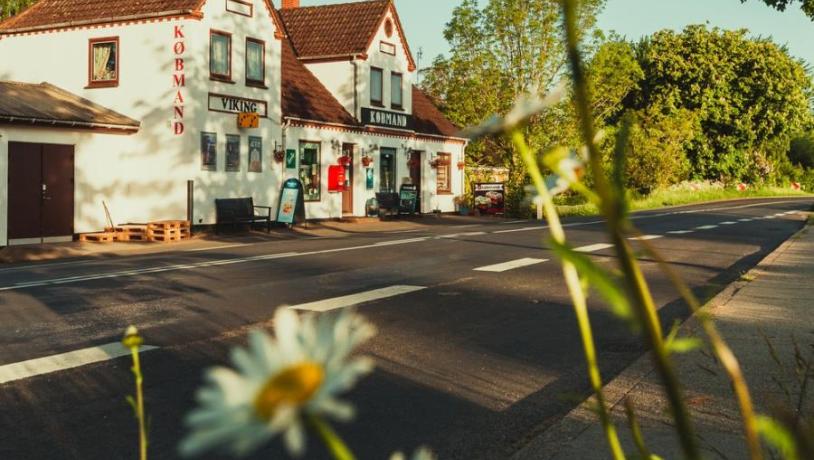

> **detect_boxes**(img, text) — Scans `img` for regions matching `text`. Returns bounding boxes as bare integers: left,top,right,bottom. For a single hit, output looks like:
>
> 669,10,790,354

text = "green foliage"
611,109,695,194
744,0,814,19
0,0,36,20
631,26,813,182
422,0,605,215
587,37,644,125
789,134,814,169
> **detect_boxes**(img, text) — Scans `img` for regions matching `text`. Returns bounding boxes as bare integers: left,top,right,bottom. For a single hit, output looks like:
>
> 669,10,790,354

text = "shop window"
370,67,383,106
436,153,451,194
246,38,265,86
391,72,403,109
88,37,119,88
300,142,321,201
248,136,263,173
380,148,397,193
201,132,217,171
210,30,232,81
226,135,241,172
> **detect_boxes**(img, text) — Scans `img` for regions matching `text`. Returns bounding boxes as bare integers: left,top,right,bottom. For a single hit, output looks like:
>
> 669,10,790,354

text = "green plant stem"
560,0,700,458
129,346,147,460
511,130,625,460
624,398,654,460
307,415,356,460
637,235,765,459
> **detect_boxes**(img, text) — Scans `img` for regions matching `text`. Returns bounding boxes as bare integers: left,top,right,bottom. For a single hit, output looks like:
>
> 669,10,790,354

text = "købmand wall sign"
362,107,414,131
208,93,268,117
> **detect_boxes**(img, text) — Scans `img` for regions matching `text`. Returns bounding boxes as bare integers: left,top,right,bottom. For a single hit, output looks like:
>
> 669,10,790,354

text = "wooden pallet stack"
147,220,191,243
115,224,149,242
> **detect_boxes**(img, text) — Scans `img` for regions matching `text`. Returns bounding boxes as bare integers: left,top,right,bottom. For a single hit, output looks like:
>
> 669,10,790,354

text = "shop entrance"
342,143,354,215
409,150,422,213
8,142,75,244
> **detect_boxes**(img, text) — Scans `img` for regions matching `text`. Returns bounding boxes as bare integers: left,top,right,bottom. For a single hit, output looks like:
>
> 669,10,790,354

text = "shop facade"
0,0,466,246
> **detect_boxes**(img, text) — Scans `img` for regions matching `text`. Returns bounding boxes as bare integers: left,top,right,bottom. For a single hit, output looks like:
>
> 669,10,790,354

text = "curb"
512,211,812,459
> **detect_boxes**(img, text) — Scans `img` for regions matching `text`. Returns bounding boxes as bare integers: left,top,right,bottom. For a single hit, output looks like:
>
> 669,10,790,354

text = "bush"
789,134,814,169
607,109,695,195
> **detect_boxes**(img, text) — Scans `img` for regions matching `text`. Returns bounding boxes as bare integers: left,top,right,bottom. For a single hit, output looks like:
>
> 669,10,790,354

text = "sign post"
399,184,418,215
277,178,306,226
473,183,506,215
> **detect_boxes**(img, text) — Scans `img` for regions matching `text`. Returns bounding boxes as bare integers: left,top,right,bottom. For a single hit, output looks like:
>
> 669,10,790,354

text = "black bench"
215,197,272,233
375,192,401,219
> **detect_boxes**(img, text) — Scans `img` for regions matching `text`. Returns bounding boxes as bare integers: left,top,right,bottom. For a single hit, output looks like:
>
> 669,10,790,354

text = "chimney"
282,0,300,8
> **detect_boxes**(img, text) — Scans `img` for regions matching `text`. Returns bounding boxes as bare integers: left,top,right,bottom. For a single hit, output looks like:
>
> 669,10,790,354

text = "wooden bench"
375,192,401,219
215,197,272,233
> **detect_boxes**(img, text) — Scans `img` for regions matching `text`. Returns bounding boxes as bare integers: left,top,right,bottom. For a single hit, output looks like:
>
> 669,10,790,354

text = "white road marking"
738,218,753,222
695,225,719,230
504,220,528,224
629,235,663,241
288,285,426,312
372,238,429,247
575,243,614,253
493,226,542,234
438,232,486,239
764,215,776,219
720,221,737,225
474,258,548,273
185,244,250,252
667,230,694,235
0,343,158,385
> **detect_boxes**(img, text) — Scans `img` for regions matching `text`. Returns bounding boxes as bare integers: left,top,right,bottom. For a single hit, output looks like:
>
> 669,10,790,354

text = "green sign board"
399,184,418,215
285,149,297,169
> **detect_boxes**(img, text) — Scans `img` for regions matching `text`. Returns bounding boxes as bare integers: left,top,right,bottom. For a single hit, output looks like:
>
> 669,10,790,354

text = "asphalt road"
0,197,811,460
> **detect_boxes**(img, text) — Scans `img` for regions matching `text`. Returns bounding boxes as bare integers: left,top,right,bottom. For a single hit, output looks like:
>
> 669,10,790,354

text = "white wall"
0,0,286,237
283,124,465,219
303,7,415,120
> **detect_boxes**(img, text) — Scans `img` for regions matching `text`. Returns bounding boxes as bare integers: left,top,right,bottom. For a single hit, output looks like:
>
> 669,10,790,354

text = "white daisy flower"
462,80,568,139
179,308,377,458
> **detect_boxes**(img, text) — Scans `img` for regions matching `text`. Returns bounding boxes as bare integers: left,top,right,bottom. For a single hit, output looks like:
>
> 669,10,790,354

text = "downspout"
351,59,359,119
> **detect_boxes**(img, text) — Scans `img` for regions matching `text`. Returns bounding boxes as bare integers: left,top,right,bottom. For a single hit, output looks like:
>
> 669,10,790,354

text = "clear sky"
300,0,814,69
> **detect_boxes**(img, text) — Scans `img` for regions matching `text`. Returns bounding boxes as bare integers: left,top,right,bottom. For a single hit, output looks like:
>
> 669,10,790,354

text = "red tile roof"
0,0,204,33
279,0,415,70
0,81,140,131
281,38,358,126
412,86,461,138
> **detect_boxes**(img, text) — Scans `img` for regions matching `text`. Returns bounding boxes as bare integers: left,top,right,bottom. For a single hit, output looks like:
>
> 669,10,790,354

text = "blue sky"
301,0,813,69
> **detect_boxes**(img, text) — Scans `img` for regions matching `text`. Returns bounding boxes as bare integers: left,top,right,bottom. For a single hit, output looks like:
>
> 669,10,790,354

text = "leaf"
666,338,703,355
549,240,633,323
756,415,800,460
664,321,702,354
125,395,137,417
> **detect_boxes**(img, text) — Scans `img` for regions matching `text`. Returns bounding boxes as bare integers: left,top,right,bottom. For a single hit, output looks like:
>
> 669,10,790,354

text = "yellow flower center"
254,362,325,421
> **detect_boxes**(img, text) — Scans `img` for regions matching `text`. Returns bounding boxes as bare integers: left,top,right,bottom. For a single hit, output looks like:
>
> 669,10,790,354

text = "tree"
789,133,814,168
743,0,814,19
422,0,605,214
630,26,813,182
0,0,36,20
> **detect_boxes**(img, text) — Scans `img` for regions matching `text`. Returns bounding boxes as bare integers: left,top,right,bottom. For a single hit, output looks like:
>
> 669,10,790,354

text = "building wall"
0,0,285,237
303,7,415,120
283,123,465,219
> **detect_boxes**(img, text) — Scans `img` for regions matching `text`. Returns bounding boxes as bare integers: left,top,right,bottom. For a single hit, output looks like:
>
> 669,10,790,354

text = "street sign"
277,178,306,225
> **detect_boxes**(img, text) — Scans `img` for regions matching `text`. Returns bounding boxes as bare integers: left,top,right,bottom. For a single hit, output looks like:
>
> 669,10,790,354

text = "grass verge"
554,187,812,217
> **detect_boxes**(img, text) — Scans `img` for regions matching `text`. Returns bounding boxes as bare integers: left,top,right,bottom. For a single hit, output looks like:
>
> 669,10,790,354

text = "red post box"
328,165,347,192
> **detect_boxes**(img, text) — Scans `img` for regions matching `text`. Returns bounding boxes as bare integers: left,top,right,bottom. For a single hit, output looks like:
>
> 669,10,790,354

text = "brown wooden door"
7,142,74,241
341,144,354,215
409,151,422,213
42,144,75,237
8,142,43,240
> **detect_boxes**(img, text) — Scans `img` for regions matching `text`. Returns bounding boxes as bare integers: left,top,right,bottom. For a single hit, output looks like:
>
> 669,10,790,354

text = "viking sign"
208,93,268,117
361,107,414,131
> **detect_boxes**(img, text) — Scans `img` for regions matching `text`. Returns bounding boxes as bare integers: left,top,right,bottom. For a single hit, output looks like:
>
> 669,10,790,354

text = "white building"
0,0,467,246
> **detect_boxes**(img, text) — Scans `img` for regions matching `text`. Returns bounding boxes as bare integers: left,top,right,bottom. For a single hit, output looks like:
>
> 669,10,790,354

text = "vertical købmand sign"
172,25,186,135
